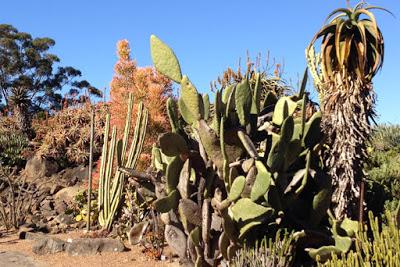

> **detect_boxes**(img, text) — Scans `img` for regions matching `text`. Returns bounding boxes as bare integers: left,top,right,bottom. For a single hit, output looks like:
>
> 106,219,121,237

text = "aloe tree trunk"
321,74,374,220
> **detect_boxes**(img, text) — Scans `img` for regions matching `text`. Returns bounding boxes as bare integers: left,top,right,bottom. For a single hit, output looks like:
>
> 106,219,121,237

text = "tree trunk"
322,74,374,220
13,104,33,139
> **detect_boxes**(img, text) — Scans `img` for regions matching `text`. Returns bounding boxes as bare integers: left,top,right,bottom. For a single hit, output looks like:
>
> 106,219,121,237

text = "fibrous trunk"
322,72,374,220
13,104,32,139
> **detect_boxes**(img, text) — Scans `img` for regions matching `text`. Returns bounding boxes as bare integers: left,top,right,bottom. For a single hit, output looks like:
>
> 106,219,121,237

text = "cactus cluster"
142,35,341,265
97,94,148,230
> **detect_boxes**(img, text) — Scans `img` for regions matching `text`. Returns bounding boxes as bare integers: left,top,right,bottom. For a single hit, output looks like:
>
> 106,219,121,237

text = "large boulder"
65,238,126,256
23,156,59,181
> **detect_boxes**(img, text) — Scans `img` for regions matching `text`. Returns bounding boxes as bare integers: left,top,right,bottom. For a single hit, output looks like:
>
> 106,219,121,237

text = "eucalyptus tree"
0,24,101,138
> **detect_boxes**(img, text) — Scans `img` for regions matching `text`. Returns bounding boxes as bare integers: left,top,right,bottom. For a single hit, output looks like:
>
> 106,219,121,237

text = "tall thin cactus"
98,94,148,230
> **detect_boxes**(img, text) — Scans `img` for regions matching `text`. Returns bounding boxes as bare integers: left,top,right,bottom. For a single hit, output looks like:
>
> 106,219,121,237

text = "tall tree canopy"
0,24,101,137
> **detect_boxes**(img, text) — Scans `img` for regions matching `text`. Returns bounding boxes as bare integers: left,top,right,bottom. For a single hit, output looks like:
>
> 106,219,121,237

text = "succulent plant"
97,94,148,230
120,35,357,265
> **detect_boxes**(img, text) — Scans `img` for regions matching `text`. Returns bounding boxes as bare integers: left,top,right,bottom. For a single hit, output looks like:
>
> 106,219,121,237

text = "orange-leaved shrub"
107,40,173,170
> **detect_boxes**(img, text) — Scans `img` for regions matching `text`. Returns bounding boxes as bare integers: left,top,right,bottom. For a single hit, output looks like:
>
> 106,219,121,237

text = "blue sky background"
1,0,399,123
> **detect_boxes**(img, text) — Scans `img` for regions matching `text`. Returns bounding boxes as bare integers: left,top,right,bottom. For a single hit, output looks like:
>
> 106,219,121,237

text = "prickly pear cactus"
121,35,353,265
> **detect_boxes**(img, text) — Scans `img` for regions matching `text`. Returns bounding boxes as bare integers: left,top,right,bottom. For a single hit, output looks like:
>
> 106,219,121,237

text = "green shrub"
366,125,400,215
0,117,28,167
231,230,297,267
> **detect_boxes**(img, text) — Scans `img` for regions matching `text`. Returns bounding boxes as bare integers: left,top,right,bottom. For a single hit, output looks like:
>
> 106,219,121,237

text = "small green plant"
231,230,297,267
0,126,27,167
69,190,98,224
318,211,400,267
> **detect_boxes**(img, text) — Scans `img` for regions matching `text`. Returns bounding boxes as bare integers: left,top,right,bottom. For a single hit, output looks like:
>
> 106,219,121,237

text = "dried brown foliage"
32,103,108,167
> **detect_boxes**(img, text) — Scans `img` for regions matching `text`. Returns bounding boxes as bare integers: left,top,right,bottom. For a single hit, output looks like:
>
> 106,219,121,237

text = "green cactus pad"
251,73,262,114
178,97,195,125
339,218,359,237
272,97,298,125
151,146,163,171
166,97,179,133
237,131,258,158
310,171,332,227
231,198,273,222
180,75,203,122
159,132,189,157
250,161,272,201
189,226,201,247
153,190,180,213
150,35,182,83
281,116,295,142
203,94,210,120
166,156,184,193
235,79,253,126
267,140,285,172
228,175,246,201
177,159,191,199
222,85,235,104
303,111,322,148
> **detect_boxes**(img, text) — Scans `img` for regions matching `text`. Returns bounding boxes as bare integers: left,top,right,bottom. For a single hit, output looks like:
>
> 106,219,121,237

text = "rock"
55,214,75,225
0,251,45,267
59,165,90,186
65,238,126,256
18,226,35,239
50,184,63,195
54,186,81,205
54,201,68,215
24,232,46,241
40,200,53,211
128,221,149,245
32,237,66,255
23,156,59,181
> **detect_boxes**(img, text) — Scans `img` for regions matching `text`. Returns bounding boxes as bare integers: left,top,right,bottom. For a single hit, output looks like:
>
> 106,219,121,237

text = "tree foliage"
0,24,101,136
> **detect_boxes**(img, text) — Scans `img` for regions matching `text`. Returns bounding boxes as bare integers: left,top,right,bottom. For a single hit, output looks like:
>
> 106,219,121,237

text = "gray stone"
55,214,75,225
23,156,59,181
18,226,35,239
24,232,46,241
65,238,126,256
32,237,66,255
59,165,90,186
54,201,68,215
0,251,46,267
54,186,81,205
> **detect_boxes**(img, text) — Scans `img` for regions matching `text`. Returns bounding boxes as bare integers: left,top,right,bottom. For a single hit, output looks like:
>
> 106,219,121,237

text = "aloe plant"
97,94,148,230
306,2,390,220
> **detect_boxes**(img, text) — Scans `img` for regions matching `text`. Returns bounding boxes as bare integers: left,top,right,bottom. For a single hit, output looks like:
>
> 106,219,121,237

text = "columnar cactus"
98,94,148,230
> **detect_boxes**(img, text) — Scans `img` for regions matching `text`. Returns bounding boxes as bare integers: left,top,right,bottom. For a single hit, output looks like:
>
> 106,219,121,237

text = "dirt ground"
0,230,180,267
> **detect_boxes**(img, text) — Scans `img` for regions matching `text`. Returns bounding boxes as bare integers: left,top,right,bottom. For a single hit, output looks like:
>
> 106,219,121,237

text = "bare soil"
0,230,180,267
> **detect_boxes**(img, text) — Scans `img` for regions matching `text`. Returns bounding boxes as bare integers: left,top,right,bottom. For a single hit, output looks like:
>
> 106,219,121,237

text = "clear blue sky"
2,0,399,123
